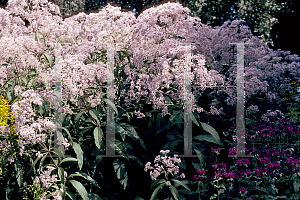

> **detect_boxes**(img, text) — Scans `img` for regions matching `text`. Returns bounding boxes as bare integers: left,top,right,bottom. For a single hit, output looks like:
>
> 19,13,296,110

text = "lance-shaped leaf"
113,159,128,190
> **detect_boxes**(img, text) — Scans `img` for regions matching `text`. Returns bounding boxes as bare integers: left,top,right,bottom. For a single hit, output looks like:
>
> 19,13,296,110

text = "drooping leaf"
89,109,101,127
150,179,165,191
171,179,191,191
14,159,23,187
52,147,64,159
113,159,128,190
68,172,100,189
61,157,78,164
169,185,179,200
93,127,103,149
6,177,16,200
116,124,127,141
88,192,103,200
294,179,300,193
58,167,64,188
193,144,205,168
128,155,143,167
69,180,89,200
150,182,165,200
200,122,223,146
42,51,53,67
66,191,77,200
191,162,202,172
193,135,220,145
72,142,83,170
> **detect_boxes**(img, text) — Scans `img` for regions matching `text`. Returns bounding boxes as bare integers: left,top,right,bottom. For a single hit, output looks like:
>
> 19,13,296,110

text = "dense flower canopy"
0,0,299,149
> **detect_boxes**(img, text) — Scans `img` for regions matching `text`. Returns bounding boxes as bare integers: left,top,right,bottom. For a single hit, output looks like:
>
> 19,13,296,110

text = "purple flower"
213,163,218,171
214,171,222,179
221,162,227,170
196,168,206,175
240,187,247,195
224,171,236,179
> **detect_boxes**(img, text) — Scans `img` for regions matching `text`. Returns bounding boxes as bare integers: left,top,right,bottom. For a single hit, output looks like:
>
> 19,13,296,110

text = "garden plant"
0,0,300,199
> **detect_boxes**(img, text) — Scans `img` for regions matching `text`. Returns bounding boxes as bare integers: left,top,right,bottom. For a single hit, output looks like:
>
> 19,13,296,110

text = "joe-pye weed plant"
0,0,300,199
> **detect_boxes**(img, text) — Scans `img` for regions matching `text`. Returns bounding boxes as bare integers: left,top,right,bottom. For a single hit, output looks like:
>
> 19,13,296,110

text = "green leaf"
66,191,77,200
170,179,191,192
88,192,103,200
20,76,28,86
89,109,101,127
14,159,23,187
113,159,128,190
294,179,300,192
61,157,78,164
193,144,205,168
58,167,64,188
33,32,38,41
150,179,165,190
110,139,131,160
128,155,143,167
68,172,100,189
193,135,220,145
52,147,64,159
119,123,147,150
116,124,127,141
39,153,47,170
6,177,16,200
27,78,36,88
74,111,85,135
200,122,222,146
69,180,89,200
72,142,83,170
169,185,179,200
104,98,118,115
156,113,163,131
93,127,103,149
189,112,200,127
42,51,53,67
164,94,173,104
191,162,202,172
134,197,144,200
150,183,165,200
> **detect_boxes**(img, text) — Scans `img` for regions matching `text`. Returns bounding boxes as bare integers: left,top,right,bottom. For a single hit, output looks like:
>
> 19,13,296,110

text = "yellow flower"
0,95,16,136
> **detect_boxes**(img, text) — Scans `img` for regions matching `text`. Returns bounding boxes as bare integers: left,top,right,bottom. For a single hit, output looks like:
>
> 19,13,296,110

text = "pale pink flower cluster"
261,110,285,122
35,165,67,200
56,137,70,150
35,166,58,188
205,20,300,112
35,150,44,158
7,155,15,163
0,0,299,146
61,104,73,115
246,105,259,114
10,89,55,155
0,140,13,154
0,125,10,138
144,150,184,181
